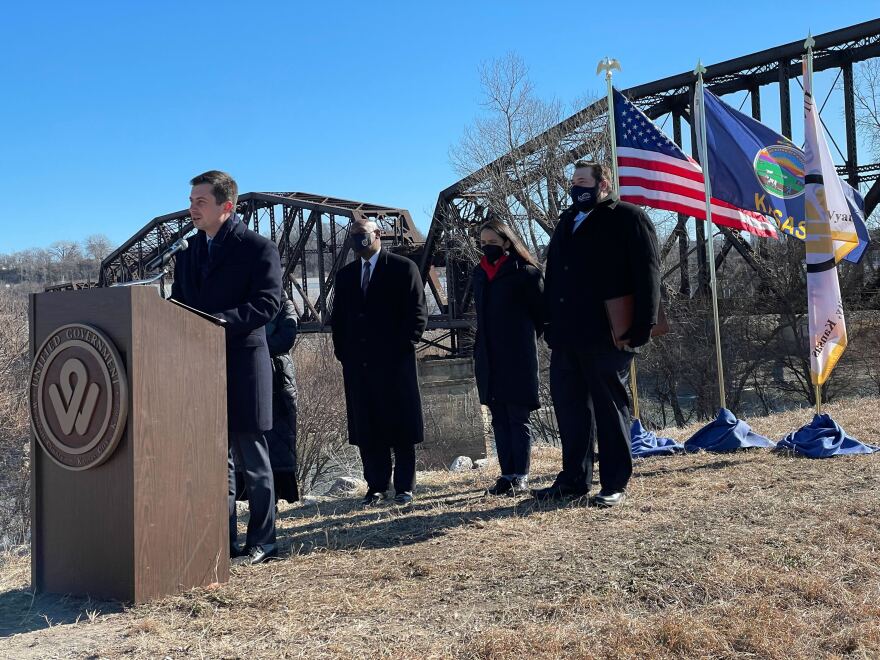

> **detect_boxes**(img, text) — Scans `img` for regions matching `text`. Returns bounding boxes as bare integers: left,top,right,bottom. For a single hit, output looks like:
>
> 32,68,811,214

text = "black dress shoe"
590,490,626,508
230,544,246,559
510,476,529,494
487,477,513,496
362,492,386,508
247,544,279,565
531,481,590,501
392,492,413,506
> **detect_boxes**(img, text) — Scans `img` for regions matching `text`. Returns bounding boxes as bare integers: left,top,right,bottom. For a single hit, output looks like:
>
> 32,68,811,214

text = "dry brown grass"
1,398,879,659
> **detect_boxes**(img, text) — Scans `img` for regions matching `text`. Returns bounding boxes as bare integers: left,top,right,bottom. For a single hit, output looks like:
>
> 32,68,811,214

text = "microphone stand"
110,268,170,298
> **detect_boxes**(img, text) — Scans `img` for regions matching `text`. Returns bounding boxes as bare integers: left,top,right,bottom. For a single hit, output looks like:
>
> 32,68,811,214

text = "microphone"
145,238,189,272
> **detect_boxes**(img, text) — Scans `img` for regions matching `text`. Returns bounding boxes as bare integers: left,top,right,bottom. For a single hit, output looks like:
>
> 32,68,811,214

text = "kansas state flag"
701,89,869,263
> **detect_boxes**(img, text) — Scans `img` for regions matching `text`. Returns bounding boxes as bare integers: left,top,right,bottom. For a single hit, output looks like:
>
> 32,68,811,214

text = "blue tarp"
684,408,775,453
776,414,879,458
630,419,684,458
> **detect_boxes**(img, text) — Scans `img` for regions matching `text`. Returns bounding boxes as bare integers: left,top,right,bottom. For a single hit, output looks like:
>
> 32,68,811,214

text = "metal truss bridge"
97,19,880,355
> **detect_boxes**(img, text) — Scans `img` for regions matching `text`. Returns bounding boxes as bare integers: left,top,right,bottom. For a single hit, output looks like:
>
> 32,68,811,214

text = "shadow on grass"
634,456,760,478
276,482,494,522
275,490,596,557
0,587,122,638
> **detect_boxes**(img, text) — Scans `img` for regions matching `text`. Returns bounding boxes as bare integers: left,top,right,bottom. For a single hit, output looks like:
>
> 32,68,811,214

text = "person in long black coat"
531,160,660,509
236,289,300,504
471,220,544,496
330,219,428,507
171,170,282,564
265,290,299,502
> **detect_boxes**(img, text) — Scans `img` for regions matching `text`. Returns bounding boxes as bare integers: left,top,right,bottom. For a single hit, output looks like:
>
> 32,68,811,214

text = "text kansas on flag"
699,88,869,264
613,89,778,238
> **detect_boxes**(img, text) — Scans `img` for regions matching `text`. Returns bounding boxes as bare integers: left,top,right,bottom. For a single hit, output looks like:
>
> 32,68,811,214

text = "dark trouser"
228,431,276,549
487,402,533,477
234,409,300,504
549,347,633,493
359,443,417,495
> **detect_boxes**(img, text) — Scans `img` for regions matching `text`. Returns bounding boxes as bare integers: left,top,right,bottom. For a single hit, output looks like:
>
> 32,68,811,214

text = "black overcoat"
330,250,428,448
171,216,282,432
266,291,299,417
543,196,660,351
471,256,544,410
235,291,300,503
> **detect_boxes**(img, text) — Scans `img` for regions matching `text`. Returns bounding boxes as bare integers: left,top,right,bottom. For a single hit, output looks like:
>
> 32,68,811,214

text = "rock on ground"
448,456,473,472
325,477,364,497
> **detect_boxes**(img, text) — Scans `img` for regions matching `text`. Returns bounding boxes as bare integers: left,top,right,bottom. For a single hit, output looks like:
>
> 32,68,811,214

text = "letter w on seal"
49,358,100,435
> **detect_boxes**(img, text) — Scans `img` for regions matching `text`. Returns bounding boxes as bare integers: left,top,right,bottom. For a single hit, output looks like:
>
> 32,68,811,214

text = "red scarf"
479,254,509,281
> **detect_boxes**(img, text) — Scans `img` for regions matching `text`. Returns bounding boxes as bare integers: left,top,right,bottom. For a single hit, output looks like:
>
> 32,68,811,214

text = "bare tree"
48,240,84,282
854,59,880,164
84,234,114,262
292,335,359,494
449,53,607,262
0,289,31,548
19,248,53,283
48,240,82,263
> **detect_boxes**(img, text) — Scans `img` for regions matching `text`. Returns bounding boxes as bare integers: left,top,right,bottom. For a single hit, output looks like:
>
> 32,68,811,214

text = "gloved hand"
620,324,652,348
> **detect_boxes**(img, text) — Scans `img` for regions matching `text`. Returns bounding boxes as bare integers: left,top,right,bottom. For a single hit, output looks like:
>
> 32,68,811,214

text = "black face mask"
481,244,505,263
570,184,599,212
348,232,373,253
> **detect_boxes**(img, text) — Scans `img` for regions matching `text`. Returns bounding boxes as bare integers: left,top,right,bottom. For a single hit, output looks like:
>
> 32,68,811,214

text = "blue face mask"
570,184,599,212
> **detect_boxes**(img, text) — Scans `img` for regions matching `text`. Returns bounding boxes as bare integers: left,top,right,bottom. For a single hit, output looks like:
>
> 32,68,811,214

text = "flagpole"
805,33,822,417
598,57,621,191
694,61,727,410
598,56,641,419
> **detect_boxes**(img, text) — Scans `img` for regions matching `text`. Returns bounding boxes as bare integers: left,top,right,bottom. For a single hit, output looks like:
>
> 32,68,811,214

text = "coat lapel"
554,210,577,257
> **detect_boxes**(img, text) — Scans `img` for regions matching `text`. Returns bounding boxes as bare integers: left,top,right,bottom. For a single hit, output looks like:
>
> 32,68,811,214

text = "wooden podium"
28,285,229,603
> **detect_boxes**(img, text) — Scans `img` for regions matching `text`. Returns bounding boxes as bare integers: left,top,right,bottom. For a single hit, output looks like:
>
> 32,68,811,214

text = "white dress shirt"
361,247,381,283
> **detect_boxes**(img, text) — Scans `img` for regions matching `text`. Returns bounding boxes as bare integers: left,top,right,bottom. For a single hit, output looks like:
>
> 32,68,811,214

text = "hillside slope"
1,398,879,659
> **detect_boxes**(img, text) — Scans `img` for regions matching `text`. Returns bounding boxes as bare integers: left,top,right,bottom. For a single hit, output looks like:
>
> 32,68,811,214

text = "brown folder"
604,294,669,349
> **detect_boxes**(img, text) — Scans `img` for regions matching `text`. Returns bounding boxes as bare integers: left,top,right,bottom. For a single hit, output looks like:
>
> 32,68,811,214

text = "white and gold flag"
802,52,859,385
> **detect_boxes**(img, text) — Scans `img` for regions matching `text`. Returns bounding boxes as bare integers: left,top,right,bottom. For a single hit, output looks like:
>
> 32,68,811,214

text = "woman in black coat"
265,290,300,503
237,290,300,503
471,220,544,496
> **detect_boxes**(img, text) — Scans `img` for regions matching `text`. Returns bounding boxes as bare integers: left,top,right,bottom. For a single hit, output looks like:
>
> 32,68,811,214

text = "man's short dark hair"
190,170,238,207
573,160,610,184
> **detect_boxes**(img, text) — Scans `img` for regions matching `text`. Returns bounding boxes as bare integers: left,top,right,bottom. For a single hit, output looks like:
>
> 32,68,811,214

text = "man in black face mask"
330,219,428,507
532,161,660,507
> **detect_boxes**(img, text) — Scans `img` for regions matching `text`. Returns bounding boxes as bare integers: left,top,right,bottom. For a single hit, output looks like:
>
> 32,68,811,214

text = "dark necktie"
207,238,215,260
362,261,371,296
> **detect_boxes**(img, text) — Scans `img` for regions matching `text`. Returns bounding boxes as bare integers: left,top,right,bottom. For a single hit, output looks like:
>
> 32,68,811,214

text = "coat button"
559,297,565,303
362,362,368,367
564,266,569,271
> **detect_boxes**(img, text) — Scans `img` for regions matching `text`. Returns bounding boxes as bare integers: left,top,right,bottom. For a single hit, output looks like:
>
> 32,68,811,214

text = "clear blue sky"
1,1,877,253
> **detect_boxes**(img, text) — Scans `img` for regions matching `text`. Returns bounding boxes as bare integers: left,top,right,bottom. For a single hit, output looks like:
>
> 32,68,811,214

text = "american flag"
614,89,778,238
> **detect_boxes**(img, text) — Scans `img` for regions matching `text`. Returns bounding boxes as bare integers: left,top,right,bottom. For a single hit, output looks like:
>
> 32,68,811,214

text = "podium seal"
29,323,129,470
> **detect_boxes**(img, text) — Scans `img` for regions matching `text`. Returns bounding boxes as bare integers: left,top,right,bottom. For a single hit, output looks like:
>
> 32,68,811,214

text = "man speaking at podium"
171,170,282,565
